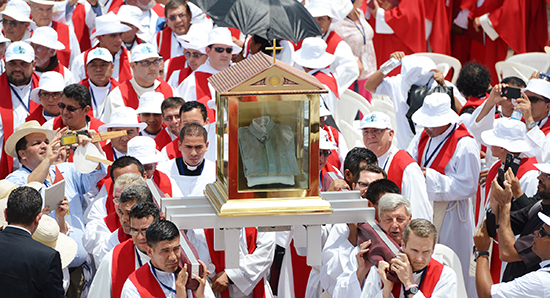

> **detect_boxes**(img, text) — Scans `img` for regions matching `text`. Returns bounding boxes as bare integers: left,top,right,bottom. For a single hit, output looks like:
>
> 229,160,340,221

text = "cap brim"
91,23,132,40
293,51,335,70
1,11,34,24
26,38,65,51
535,162,550,174
411,109,458,127
133,152,166,165
98,122,147,133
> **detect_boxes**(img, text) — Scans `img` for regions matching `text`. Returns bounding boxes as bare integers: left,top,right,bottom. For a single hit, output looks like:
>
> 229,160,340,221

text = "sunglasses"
537,227,550,238
528,95,550,103
2,19,24,27
167,13,188,22
320,150,332,157
213,47,233,54
135,59,162,67
184,52,205,59
57,102,84,112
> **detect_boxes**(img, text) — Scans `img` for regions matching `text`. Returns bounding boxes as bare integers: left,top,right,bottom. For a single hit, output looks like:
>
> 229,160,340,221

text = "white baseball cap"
320,129,337,150
6,41,34,63
127,136,165,165
25,26,65,50
90,12,131,41
136,92,163,114
30,72,65,104
98,107,147,133
0,0,34,23
481,118,531,153
206,27,242,54
411,93,458,127
525,79,550,100
117,5,145,34
86,47,113,65
131,43,160,62
293,37,335,70
176,25,209,54
360,112,393,130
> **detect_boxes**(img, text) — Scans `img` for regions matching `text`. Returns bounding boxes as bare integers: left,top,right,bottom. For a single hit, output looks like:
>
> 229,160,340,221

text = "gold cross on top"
265,39,283,64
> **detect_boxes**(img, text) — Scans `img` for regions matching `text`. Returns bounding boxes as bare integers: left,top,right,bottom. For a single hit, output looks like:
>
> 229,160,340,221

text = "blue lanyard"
135,246,143,267
10,84,32,113
423,124,457,167
22,165,52,187
89,81,111,120
347,14,366,45
151,264,177,294
382,154,390,171
112,146,118,160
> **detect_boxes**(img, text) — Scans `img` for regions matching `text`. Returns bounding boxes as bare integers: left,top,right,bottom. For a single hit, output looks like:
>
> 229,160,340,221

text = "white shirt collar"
540,259,550,269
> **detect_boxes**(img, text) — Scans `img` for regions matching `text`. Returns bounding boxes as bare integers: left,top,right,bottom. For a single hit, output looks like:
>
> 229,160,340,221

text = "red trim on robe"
128,263,167,298
116,79,174,109
156,27,173,61
194,72,215,123
71,3,92,51
78,78,120,118
386,150,416,190
155,129,173,151
540,118,550,135
153,170,173,196
52,21,71,68
321,126,341,177
104,211,121,233
112,238,136,298
165,55,187,80
313,71,340,99
26,106,47,125
164,138,182,160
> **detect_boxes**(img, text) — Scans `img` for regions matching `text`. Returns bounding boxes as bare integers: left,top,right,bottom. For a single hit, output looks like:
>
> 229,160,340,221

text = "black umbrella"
189,0,322,44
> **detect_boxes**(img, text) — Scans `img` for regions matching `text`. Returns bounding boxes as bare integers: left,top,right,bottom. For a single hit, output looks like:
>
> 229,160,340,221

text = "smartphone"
501,86,521,99
486,208,498,239
497,167,505,189
540,72,550,81
505,153,521,176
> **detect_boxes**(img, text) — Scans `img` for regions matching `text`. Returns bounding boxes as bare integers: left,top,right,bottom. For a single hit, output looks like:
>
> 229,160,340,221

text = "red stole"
153,170,173,196
152,3,165,17
83,47,132,83
165,55,187,81
156,27,173,61
417,124,472,174
116,79,174,109
103,179,116,215
78,78,120,118
165,138,182,160
26,106,48,125
204,228,265,298
458,94,487,115
0,73,40,179
107,0,124,13
391,258,445,298
313,71,340,99
112,238,137,298
289,239,311,298
540,118,550,135
194,72,215,123
71,3,92,52
50,62,66,77
324,31,343,55
424,0,451,55
178,67,193,85
321,126,341,177
129,263,167,298
155,128,173,151
386,150,416,190
52,21,71,68
104,211,121,232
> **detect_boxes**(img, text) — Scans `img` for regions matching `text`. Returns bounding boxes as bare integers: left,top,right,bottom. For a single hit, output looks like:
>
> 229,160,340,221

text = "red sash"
78,78,120,118
155,128,173,151
204,228,265,298
129,263,167,298
104,211,121,232
107,0,124,13
194,72,215,122
386,150,416,190
165,55,187,81
156,27,173,61
53,165,64,183
26,106,47,125
321,125,341,177
152,3,165,17
0,73,40,179
102,179,116,215
325,31,344,55
112,238,136,298
313,71,340,99
50,62,66,77
391,258,444,298
289,239,310,298
71,3,92,51
52,21,71,68
458,95,487,115
540,118,550,135
164,138,182,160
83,47,132,83
153,170,173,196
178,67,193,85
417,124,472,174
117,79,174,109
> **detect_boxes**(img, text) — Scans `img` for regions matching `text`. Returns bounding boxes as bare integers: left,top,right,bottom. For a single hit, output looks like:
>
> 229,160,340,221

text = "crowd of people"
0,0,549,297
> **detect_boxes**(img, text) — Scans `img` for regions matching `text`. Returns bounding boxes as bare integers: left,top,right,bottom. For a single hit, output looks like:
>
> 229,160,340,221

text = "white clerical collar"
130,78,160,96
89,79,111,90
9,81,32,91
183,158,203,171
113,146,127,159
537,116,549,128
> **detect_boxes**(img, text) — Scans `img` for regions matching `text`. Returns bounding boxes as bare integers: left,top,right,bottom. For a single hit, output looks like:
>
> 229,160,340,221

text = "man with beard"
486,161,550,282
0,42,41,179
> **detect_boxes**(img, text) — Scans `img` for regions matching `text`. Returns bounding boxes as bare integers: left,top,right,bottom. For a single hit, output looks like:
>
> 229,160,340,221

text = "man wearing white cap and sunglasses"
166,24,209,87
0,41,41,179
70,13,133,84
28,0,80,68
99,106,147,162
25,26,76,86
136,92,165,139
0,0,34,43
360,111,432,221
26,71,65,125
177,27,241,123
103,43,176,124
407,92,480,297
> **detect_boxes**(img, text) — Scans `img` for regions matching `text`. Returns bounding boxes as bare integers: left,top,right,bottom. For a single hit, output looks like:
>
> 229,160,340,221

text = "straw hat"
206,27,241,53
25,26,65,50
360,112,393,130
30,72,65,104
90,12,131,41
0,180,18,228
98,107,147,133
32,215,77,269
293,37,334,70
411,93,458,127
136,92,163,114
5,121,56,158
127,136,165,165
480,118,531,153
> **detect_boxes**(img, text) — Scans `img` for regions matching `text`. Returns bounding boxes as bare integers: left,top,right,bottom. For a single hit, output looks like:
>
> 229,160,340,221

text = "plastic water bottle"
511,98,523,121
380,58,401,75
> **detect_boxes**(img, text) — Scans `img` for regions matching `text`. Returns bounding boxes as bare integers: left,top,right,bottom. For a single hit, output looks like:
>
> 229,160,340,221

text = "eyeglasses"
167,13,188,22
362,129,386,136
135,59,162,67
32,44,48,53
113,198,120,205
129,227,149,237
2,19,25,27
539,171,550,179
537,227,550,238
355,181,370,189
213,47,233,54
528,96,550,103
163,115,180,122
320,150,332,157
184,51,204,59
57,102,84,112
39,91,62,100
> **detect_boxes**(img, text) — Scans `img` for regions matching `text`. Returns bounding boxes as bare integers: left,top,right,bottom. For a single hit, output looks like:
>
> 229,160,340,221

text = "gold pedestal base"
205,182,333,217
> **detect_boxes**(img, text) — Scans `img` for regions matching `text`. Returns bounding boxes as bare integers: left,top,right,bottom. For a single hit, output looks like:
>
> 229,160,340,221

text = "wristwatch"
527,121,537,130
404,285,419,296
474,250,489,261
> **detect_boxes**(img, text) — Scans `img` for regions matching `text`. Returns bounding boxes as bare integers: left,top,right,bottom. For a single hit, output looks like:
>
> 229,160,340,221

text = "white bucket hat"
535,159,550,174
127,136,165,165
305,0,339,23
480,118,531,153
28,0,56,6
131,43,160,63
525,79,550,100
5,121,56,158
360,112,393,130
293,37,335,70
136,92,163,114
86,47,113,65
320,129,337,150
206,27,242,53
33,215,77,269
6,41,34,63
25,26,65,50
177,25,209,54
98,107,147,133
30,72,65,104
0,0,34,23
411,93,458,127
401,56,437,87
90,12,131,41
117,5,145,34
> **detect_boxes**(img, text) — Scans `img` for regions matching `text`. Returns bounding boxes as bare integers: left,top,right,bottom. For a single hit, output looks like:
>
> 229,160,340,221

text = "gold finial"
265,39,283,64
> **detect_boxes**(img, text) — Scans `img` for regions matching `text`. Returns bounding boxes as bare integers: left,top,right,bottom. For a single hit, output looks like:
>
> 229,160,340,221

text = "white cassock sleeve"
87,249,113,298
101,87,125,124
167,70,181,88
70,52,87,83
402,162,433,221
525,126,550,163
225,230,276,296
490,270,550,298
84,184,108,224
519,170,539,198
93,228,120,266
176,73,198,102
330,40,359,96
82,218,111,254
319,224,355,295
458,99,495,143
120,279,140,298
